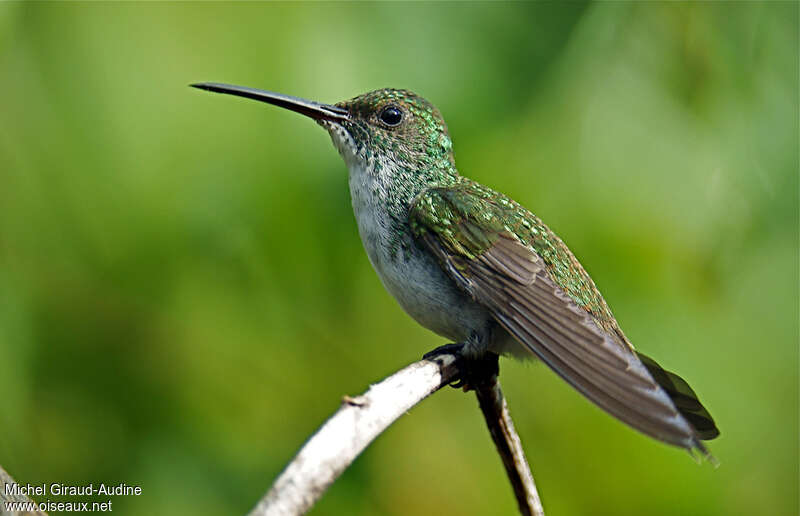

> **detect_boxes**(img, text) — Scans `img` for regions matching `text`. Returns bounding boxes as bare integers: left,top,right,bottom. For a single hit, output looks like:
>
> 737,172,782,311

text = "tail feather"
636,352,720,441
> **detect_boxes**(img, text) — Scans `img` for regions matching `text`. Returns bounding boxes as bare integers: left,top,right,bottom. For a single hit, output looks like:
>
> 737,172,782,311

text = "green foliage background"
0,2,797,515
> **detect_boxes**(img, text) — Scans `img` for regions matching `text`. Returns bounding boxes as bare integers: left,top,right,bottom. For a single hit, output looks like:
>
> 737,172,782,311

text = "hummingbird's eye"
379,105,403,127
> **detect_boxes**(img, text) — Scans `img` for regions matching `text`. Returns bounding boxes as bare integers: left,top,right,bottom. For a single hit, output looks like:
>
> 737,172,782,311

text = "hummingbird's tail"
635,351,720,458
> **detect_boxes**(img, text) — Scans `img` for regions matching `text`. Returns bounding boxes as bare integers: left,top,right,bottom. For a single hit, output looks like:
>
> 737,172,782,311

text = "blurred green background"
0,2,797,515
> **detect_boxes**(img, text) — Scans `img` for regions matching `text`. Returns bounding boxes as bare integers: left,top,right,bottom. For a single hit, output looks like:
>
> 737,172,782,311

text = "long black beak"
190,82,349,123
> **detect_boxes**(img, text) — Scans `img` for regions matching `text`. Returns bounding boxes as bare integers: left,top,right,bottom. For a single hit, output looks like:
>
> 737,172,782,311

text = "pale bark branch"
249,352,544,516
248,353,459,516
0,465,46,515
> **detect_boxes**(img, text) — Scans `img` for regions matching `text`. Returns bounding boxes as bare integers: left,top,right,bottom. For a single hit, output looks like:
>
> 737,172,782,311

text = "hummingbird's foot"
423,343,468,388
423,344,499,392
422,343,465,360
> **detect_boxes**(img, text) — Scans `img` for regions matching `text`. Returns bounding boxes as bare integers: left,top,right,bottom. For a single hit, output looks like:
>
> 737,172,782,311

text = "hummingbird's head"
190,83,456,176
325,88,455,173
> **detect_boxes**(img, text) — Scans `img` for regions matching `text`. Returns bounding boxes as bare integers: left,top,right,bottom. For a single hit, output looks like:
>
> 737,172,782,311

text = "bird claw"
422,343,465,361
423,343,473,390
423,343,498,392
449,378,468,390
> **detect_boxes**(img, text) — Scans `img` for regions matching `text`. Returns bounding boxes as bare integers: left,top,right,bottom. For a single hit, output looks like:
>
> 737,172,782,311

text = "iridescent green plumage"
410,178,625,341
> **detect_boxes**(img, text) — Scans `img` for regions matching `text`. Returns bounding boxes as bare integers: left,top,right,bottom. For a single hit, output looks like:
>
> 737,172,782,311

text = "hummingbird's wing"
409,183,718,453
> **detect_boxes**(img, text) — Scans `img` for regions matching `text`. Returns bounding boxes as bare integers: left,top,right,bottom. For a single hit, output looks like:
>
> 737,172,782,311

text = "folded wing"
411,185,718,454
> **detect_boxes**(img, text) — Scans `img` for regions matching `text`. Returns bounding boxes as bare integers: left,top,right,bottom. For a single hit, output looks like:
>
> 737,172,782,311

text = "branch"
248,353,460,516
249,351,545,516
0,464,47,515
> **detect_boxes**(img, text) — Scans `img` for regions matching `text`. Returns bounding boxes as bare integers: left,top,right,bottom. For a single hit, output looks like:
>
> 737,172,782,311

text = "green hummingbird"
191,83,719,457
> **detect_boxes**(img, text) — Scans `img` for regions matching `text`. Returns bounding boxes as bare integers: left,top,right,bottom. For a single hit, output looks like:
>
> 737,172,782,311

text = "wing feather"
412,188,719,452
463,236,699,447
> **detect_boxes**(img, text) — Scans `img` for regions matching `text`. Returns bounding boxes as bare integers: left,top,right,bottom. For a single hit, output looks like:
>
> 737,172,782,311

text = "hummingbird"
191,83,719,458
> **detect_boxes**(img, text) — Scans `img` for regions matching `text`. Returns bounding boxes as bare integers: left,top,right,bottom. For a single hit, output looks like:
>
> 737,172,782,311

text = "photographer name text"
5,482,141,497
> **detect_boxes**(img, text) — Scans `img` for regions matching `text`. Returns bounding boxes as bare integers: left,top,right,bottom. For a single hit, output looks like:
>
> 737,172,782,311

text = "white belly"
348,173,490,343
356,213,526,359
363,213,488,341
